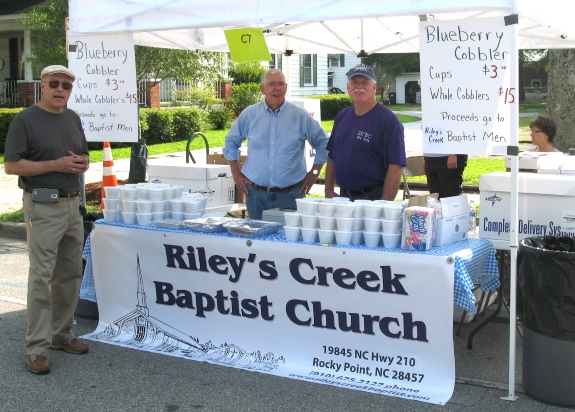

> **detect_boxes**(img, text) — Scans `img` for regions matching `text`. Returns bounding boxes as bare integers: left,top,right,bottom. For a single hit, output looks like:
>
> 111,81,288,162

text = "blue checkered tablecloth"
81,221,499,313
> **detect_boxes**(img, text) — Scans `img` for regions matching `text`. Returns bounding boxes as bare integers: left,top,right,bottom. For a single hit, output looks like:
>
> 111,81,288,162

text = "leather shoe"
25,354,51,374
51,338,89,354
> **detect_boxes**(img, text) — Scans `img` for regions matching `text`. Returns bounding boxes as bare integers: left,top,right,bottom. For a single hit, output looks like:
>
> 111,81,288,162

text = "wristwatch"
311,169,319,175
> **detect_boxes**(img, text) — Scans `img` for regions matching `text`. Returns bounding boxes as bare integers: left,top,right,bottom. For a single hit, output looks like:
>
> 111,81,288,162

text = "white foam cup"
103,186,121,199
284,226,301,242
170,198,185,213
103,198,120,210
122,211,137,225
382,232,401,249
351,230,363,245
300,227,318,243
363,231,381,248
318,202,336,217
301,214,319,229
381,218,401,234
336,202,355,218
382,202,403,219
363,217,381,232
148,187,165,201
152,200,165,213
102,209,118,222
183,199,201,214
318,215,337,230
120,186,137,201
136,199,154,213
122,200,137,213
334,230,353,246
335,217,354,232
363,203,382,219
284,212,302,227
317,229,335,244
136,212,153,226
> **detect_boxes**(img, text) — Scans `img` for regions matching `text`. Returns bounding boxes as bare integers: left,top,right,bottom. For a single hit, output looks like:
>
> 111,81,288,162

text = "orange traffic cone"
101,141,118,210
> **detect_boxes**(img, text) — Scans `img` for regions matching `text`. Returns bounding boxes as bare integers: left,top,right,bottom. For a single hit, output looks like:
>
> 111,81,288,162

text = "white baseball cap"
40,65,76,81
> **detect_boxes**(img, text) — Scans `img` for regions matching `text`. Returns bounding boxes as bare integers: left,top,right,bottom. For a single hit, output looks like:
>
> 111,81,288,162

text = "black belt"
251,181,301,193
24,188,80,198
340,182,384,197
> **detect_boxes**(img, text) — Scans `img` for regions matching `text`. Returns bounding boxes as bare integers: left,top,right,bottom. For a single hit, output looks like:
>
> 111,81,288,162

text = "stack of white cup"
103,183,205,227
362,201,403,248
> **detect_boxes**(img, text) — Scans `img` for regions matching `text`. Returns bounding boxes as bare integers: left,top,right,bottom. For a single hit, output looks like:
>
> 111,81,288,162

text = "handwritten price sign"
68,33,139,143
420,16,518,155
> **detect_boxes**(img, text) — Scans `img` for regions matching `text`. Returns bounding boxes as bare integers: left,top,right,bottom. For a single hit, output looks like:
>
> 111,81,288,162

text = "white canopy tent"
68,0,575,53
68,0,573,402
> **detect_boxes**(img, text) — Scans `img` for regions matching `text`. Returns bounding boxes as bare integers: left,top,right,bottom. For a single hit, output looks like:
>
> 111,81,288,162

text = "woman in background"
529,115,560,152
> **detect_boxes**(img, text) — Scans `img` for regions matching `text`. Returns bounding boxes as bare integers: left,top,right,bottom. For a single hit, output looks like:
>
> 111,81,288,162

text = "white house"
268,53,362,98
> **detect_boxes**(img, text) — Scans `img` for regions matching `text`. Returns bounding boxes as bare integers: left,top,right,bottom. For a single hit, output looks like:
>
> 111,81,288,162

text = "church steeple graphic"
136,254,149,316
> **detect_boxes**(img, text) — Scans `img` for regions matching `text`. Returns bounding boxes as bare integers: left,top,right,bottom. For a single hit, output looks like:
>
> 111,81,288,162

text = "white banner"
420,16,518,155
86,225,455,405
68,33,139,143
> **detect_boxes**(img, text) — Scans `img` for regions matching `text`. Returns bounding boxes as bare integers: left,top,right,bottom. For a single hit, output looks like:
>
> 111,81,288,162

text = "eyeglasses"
44,80,73,90
265,82,287,87
530,129,544,134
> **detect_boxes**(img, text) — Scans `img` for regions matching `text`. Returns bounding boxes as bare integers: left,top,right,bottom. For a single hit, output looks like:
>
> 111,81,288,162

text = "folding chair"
401,156,426,200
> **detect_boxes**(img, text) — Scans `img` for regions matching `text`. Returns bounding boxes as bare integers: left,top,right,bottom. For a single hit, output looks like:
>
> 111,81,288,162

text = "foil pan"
222,219,282,238
183,217,231,233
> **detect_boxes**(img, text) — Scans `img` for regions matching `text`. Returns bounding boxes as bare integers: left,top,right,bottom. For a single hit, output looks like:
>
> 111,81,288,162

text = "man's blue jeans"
246,184,303,220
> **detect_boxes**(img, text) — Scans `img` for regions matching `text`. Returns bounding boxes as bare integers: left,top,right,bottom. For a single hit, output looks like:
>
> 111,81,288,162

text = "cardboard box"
434,195,470,246
208,152,248,203
262,208,295,225
408,193,438,207
435,214,469,246
148,162,235,207
479,172,575,241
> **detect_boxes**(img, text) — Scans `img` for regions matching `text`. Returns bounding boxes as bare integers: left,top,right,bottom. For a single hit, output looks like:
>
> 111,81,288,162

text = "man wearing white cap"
4,65,90,374
325,64,406,201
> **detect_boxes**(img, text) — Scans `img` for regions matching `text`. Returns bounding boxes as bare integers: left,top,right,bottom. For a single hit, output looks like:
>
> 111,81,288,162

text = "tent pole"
502,4,519,402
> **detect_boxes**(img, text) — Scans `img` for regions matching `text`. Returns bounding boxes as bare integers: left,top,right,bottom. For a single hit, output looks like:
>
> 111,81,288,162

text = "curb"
0,222,27,240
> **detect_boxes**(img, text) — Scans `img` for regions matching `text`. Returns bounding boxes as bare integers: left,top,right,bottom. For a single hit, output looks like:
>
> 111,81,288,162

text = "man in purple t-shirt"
325,64,406,201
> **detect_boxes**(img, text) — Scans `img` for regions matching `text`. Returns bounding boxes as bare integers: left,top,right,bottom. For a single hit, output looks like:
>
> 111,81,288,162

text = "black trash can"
388,92,396,105
518,236,575,408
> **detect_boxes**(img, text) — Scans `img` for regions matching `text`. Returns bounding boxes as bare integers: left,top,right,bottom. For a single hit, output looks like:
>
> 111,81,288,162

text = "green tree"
365,53,420,82
547,49,575,153
22,0,224,85
135,46,224,87
228,61,267,84
21,0,68,72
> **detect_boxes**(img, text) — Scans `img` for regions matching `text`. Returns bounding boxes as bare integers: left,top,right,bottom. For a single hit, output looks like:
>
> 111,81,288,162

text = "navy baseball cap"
346,64,376,81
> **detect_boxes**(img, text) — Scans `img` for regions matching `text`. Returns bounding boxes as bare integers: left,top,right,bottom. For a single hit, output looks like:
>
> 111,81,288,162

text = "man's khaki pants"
23,193,83,356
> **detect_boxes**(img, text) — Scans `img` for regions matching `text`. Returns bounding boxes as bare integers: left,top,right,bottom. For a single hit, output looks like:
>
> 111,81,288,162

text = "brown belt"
24,188,80,198
251,181,302,193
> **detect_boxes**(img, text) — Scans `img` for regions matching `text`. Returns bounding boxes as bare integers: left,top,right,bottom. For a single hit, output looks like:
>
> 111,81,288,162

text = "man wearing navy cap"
325,64,406,201
5,64,90,374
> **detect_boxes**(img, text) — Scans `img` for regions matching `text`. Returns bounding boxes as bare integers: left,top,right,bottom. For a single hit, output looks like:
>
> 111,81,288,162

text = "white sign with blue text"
420,16,517,155
86,224,456,405
67,33,138,142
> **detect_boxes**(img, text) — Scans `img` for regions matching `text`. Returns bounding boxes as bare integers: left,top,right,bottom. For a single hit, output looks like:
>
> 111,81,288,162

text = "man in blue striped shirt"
224,69,329,219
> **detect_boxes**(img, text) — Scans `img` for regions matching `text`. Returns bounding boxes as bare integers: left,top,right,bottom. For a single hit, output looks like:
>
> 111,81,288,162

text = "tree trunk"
547,49,575,152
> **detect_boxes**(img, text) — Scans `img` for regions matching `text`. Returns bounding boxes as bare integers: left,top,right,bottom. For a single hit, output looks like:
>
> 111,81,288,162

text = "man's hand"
299,168,321,195
229,160,251,195
447,154,458,169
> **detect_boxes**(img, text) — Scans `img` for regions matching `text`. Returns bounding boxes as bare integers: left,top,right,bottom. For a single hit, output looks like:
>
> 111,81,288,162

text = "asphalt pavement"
2,114,562,411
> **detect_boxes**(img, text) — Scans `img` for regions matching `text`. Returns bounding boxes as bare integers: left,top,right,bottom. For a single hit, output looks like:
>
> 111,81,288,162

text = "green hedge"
306,94,385,120
1,107,208,153
0,108,25,152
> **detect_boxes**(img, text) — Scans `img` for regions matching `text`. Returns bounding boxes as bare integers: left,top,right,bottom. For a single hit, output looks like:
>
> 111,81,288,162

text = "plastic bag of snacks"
401,207,437,251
